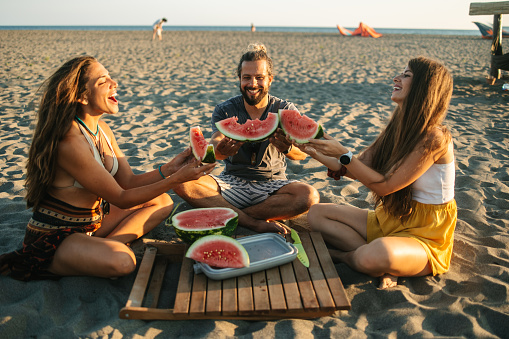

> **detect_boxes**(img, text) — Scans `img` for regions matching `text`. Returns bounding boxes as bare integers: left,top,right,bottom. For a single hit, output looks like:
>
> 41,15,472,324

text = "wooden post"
470,1,509,82
491,14,503,79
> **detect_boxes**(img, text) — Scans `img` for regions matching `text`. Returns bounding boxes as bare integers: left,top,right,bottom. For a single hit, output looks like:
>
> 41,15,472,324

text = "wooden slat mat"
119,232,351,320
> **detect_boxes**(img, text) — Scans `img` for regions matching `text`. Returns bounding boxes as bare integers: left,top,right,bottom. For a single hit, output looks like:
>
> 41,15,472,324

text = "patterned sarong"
0,195,102,281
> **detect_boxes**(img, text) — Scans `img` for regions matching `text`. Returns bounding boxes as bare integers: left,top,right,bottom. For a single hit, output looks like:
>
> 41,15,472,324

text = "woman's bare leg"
95,193,174,244
48,193,173,278
337,237,432,288
308,203,432,289
49,233,136,278
307,203,369,251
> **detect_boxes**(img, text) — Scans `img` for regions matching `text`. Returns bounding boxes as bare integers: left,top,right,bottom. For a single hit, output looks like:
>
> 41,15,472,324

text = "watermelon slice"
186,235,250,268
167,207,238,244
190,126,215,163
278,109,324,143
215,112,279,142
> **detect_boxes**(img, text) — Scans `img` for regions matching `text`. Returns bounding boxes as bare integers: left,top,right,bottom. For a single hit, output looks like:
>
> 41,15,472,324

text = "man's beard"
240,84,270,106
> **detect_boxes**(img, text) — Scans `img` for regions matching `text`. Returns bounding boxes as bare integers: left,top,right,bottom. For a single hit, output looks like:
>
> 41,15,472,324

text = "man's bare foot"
272,221,291,234
247,220,290,234
379,274,398,289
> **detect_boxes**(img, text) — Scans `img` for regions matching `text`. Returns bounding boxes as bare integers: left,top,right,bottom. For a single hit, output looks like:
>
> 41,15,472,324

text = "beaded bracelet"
158,164,166,179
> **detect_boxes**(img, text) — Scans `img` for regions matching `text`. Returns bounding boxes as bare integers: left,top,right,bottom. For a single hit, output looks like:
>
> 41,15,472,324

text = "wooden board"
470,1,509,15
119,232,351,320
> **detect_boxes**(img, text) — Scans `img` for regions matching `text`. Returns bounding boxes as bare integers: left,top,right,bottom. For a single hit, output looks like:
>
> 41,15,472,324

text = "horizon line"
0,24,481,31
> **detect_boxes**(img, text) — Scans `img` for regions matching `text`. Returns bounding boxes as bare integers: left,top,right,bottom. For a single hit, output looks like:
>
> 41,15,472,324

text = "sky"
0,0,499,30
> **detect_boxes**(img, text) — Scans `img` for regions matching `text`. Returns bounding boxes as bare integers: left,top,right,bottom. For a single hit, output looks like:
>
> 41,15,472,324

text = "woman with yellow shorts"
298,56,457,289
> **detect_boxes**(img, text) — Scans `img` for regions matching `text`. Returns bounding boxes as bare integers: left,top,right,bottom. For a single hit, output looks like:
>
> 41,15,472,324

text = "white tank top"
412,159,455,204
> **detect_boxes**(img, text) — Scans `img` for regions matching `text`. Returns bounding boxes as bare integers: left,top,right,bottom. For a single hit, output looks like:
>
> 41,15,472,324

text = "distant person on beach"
251,23,256,32
0,56,215,281
174,43,320,234
298,56,457,289
152,17,167,41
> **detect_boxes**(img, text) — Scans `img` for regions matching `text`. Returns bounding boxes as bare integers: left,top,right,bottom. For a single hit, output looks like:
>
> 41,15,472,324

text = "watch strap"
339,150,353,165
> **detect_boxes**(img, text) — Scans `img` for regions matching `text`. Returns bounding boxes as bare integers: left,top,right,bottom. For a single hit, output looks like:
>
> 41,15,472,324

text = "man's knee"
173,176,220,201
172,180,191,198
172,179,205,199
307,185,320,206
290,183,320,208
155,192,173,207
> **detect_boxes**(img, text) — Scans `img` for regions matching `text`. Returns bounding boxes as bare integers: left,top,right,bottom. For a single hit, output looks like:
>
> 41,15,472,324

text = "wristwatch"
339,150,353,165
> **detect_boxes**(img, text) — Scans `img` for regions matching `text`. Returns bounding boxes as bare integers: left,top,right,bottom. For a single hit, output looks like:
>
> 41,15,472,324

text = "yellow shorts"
367,199,457,275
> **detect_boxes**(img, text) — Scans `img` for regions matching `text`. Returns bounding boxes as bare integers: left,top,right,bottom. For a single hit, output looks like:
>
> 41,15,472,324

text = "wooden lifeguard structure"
470,1,509,81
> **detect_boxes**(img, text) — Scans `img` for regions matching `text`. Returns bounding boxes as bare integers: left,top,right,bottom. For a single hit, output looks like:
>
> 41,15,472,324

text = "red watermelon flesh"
190,126,215,163
190,126,208,159
215,112,279,142
279,109,323,143
169,207,239,244
173,207,238,229
186,235,250,268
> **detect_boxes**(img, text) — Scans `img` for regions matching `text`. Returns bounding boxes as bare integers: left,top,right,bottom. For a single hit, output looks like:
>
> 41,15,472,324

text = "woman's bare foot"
328,249,351,263
379,274,398,289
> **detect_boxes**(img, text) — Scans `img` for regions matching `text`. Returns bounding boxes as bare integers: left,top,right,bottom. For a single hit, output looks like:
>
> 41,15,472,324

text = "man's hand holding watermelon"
269,128,306,161
214,137,245,160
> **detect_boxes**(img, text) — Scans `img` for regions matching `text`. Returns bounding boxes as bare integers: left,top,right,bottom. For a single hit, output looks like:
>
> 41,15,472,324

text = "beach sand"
1,30,509,338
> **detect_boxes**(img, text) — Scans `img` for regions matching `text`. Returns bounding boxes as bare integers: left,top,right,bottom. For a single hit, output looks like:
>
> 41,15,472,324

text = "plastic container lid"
193,233,297,280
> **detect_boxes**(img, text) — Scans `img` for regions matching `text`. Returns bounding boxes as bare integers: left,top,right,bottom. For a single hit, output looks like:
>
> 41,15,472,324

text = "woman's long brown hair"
367,56,453,218
25,56,97,208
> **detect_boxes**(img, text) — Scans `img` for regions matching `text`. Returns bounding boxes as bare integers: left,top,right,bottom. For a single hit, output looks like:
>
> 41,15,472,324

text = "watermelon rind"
185,234,250,268
278,109,323,144
201,144,216,163
166,207,239,244
314,124,324,140
215,113,279,142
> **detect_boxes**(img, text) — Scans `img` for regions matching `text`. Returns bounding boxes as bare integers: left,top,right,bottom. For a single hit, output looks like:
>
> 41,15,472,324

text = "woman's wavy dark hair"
25,55,97,208
367,56,453,218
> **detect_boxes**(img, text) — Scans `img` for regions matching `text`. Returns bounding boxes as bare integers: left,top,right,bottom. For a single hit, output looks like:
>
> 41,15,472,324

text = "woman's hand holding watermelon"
170,157,216,184
294,142,317,157
296,133,346,171
163,147,216,183
306,133,348,158
162,147,194,175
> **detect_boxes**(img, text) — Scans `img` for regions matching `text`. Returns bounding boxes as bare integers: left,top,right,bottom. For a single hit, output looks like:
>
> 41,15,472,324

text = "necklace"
75,116,105,164
75,115,99,137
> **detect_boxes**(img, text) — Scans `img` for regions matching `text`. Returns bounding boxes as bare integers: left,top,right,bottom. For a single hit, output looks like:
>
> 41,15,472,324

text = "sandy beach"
1,29,509,338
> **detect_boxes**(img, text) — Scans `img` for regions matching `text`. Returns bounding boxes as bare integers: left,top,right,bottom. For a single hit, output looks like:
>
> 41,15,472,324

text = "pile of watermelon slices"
167,207,249,268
